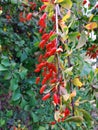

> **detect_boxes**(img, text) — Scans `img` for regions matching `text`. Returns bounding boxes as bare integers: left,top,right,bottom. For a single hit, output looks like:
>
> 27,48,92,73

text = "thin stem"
55,4,61,97
68,56,74,116
55,4,59,35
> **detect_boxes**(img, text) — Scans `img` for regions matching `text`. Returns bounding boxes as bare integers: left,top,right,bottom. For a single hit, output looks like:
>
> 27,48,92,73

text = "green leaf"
20,98,28,109
38,126,46,130
0,119,5,126
19,66,28,79
4,72,12,80
69,32,79,41
76,31,87,49
1,58,10,67
12,89,21,101
31,113,39,123
49,34,57,41
65,116,83,123
79,109,92,120
0,64,7,71
92,15,98,21
47,55,54,63
11,0,18,4
80,62,92,77
10,78,18,91
21,51,27,62
6,110,13,117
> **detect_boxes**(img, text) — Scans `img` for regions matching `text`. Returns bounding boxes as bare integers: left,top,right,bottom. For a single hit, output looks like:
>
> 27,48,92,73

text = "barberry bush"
0,0,98,130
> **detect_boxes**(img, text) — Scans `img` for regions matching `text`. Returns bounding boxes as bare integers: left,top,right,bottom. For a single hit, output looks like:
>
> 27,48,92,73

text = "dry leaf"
62,94,70,101
54,111,60,121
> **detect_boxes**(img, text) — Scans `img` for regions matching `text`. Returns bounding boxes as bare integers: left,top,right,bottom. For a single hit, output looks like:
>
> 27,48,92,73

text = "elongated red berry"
50,121,56,125
41,0,49,2
40,85,46,94
34,68,40,73
53,93,59,104
64,108,70,117
36,77,40,84
83,0,87,5
39,40,46,49
40,5,47,11
26,13,32,21
42,93,50,101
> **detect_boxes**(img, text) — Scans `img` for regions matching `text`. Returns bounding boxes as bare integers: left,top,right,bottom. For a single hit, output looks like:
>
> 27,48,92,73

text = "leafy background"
0,0,98,130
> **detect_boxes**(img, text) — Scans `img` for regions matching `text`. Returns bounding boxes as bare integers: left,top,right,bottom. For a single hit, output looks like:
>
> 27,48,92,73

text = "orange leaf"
85,22,98,30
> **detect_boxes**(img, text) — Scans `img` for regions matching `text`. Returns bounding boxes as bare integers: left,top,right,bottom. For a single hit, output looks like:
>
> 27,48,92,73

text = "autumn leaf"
62,10,71,22
54,111,60,121
57,0,72,9
56,0,64,2
70,90,76,98
62,94,70,101
89,14,94,22
72,78,83,88
85,22,98,30
74,97,81,106
95,68,98,74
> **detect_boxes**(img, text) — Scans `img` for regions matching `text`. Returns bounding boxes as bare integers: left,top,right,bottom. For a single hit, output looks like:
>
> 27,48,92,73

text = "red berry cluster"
86,45,98,59
35,8,64,102
50,108,70,125
19,2,36,22
34,0,70,124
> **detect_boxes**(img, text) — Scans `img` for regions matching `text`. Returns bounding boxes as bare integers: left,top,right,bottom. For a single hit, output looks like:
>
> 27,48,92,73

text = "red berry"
53,93,59,104
42,93,50,101
40,85,46,94
83,0,87,5
40,5,47,11
50,121,56,125
36,77,40,84
26,13,32,21
34,68,40,73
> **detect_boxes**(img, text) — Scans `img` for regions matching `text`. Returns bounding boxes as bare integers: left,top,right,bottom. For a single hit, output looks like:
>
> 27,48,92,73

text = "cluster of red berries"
86,45,98,59
19,2,36,22
34,0,70,124
50,108,70,125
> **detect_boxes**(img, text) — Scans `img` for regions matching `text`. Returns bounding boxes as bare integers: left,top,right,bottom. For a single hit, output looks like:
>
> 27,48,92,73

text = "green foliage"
0,0,98,129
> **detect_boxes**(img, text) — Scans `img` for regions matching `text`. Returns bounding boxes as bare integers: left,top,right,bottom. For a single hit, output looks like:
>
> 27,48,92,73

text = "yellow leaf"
72,78,83,88
62,94,70,101
56,0,64,3
74,97,81,106
0,10,2,15
70,90,76,98
62,10,71,22
59,20,68,31
3,27,7,32
89,14,94,22
0,45,2,52
59,0,72,9
85,22,98,30
95,68,98,74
